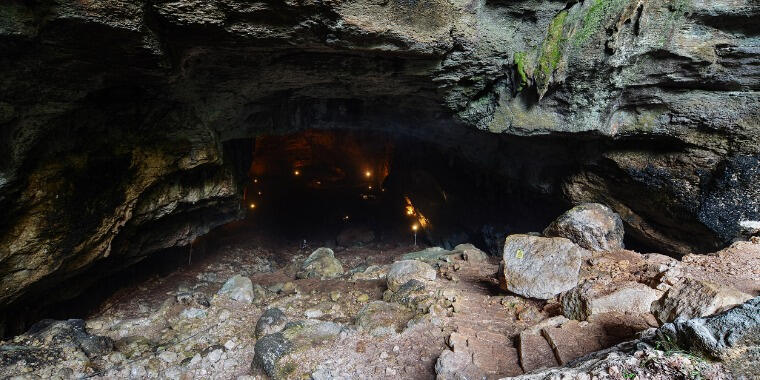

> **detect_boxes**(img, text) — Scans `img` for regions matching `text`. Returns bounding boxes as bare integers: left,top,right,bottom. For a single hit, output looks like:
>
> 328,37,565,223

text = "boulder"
543,203,625,251
252,320,343,378
561,280,661,321
501,235,588,299
296,248,344,279
656,296,760,360
453,243,489,262
252,332,293,378
217,274,254,303
401,247,456,263
355,301,414,336
255,308,287,338
652,278,752,323
387,260,436,292
336,226,375,247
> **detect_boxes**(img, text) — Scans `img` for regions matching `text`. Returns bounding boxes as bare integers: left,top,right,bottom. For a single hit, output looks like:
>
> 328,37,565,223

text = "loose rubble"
2,207,759,379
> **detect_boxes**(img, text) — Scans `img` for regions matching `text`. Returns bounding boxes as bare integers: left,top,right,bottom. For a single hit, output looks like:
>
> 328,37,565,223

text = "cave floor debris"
2,229,759,379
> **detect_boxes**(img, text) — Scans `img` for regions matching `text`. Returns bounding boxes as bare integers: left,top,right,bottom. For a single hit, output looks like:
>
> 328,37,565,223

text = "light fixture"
368,185,372,190
365,170,372,178
412,224,418,231
253,178,258,183
249,203,256,209
294,170,300,176
257,191,262,195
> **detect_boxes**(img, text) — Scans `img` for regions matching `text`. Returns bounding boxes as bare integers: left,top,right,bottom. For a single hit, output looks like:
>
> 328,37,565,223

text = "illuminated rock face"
0,0,758,330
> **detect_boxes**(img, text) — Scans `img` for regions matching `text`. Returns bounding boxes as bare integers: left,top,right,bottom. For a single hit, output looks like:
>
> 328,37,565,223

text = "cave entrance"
229,128,568,254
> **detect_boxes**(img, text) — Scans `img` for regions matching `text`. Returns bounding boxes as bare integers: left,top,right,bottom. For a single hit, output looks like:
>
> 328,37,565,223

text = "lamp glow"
365,170,372,178
249,203,256,209
294,170,300,176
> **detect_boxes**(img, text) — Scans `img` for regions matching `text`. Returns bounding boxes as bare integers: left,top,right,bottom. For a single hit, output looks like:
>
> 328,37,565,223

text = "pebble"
305,309,324,319
392,345,400,353
190,353,202,366
218,309,231,321
208,348,223,363
356,293,369,303
386,367,397,375
379,351,389,359
224,339,236,350
181,308,207,319
159,350,178,363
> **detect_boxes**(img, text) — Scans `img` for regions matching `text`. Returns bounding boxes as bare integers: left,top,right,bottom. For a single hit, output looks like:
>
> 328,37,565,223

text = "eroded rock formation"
1,0,758,330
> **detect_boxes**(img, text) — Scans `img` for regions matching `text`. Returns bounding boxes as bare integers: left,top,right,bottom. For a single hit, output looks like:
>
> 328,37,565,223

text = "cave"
1,0,759,378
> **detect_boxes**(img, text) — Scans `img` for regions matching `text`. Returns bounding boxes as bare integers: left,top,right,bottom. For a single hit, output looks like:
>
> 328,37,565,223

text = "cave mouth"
238,128,569,252
5,127,581,336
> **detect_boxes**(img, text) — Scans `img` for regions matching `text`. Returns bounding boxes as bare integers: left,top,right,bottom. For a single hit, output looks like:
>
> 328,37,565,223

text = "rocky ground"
1,205,759,380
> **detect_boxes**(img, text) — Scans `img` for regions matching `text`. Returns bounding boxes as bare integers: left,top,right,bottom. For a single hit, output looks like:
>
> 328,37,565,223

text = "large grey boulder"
544,203,625,251
296,248,344,279
561,280,661,321
652,278,752,323
657,296,760,360
387,260,436,292
218,275,254,304
501,234,588,299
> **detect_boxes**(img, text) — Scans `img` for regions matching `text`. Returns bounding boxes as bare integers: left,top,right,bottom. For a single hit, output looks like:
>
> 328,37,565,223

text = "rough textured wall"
0,0,758,323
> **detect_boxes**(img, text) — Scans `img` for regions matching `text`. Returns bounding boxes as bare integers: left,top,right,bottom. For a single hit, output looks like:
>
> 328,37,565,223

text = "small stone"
393,345,400,353
385,367,397,375
379,351,389,359
159,350,178,363
281,282,297,295
181,308,207,319
356,293,369,303
208,348,223,363
329,291,341,301
305,308,324,319
217,274,254,303
255,308,288,338
190,353,202,365
218,309,231,321
224,340,236,350
387,260,436,292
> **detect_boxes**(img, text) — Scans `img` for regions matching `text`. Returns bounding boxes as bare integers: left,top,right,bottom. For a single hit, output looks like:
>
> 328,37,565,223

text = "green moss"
572,0,627,47
514,51,529,91
534,10,568,94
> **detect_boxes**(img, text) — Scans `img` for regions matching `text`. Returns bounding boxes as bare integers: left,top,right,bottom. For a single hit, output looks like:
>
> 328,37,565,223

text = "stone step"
517,331,559,373
540,312,652,365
